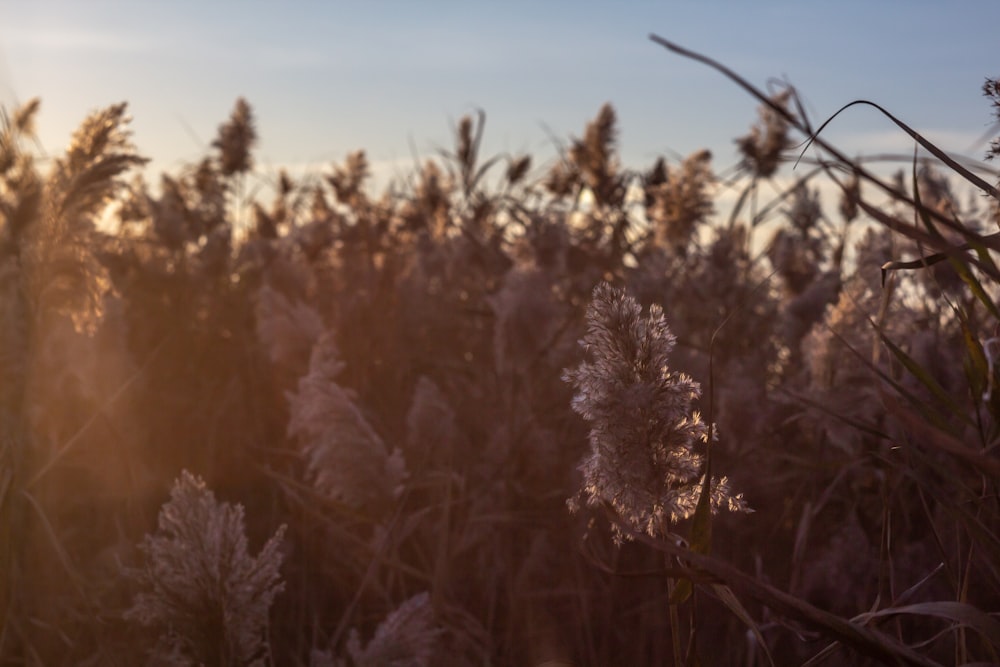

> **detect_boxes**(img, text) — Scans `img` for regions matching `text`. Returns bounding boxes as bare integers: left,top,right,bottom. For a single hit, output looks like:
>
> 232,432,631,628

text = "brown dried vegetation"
1,47,1000,666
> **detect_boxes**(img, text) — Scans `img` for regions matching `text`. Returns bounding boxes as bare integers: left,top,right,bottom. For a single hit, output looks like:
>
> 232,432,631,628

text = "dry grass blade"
875,327,968,418
20,490,86,597
649,33,996,243
778,387,892,441
855,602,1000,657
803,99,1000,200
613,509,944,667
861,198,1000,286
878,388,1000,479
881,232,1000,274
710,583,776,667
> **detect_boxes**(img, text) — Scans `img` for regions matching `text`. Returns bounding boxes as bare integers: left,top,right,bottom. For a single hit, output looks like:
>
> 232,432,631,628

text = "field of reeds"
1,37,999,666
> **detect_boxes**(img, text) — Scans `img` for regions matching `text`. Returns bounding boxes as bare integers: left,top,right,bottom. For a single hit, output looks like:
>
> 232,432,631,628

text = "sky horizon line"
2,2,999,205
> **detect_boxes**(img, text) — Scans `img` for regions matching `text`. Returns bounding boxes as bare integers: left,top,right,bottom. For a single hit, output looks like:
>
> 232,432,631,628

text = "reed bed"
0,37,998,665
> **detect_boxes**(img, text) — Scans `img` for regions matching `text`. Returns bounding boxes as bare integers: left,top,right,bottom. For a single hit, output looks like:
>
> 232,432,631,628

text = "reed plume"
564,283,748,541
127,470,286,667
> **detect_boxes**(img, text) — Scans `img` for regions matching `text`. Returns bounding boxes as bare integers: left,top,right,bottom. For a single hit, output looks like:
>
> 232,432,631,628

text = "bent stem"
668,574,683,667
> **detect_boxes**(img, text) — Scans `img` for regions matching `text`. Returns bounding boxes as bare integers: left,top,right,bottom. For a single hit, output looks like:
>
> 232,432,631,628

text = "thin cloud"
2,28,160,55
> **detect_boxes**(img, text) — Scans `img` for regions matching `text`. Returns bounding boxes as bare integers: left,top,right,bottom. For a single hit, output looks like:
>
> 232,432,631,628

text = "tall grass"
0,39,997,666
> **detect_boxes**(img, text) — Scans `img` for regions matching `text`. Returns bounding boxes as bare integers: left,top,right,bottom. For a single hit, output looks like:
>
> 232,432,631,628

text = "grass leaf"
857,602,1000,655
710,583,776,667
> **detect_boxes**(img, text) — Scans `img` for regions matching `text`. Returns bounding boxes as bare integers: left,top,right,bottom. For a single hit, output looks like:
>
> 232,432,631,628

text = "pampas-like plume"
489,265,569,378
311,592,439,667
983,77,1000,161
645,149,714,254
286,331,407,513
564,283,748,540
214,98,256,177
570,103,623,206
127,470,286,667
327,150,370,207
20,102,146,333
736,90,793,179
347,592,438,667
255,283,324,378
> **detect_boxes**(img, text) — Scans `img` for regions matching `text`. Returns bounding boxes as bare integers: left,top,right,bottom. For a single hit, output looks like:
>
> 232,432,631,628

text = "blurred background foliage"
1,44,999,664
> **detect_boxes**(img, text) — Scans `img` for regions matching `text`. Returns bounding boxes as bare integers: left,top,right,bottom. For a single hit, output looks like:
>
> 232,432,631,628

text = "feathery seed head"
736,90,793,179
506,154,531,186
347,592,439,667
564,283,747,541
214,97,257,176
646,150,714,254
327,150,370,206
286,331,407,512
127,470,286,666
983,77,1000,161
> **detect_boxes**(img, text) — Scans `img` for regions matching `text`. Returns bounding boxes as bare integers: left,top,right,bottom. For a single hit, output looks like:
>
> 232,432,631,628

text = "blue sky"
2,1,999,192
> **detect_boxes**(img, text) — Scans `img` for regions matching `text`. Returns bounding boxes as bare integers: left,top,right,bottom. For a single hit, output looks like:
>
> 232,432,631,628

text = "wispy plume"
983,76,1000,162
255,283,324,377
644,150,714,254
311,592,439,667
127,471,286,667
286,331,407,513
736,90,793,179
24,101,146,333
564,283,747,541
214,98,256,177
